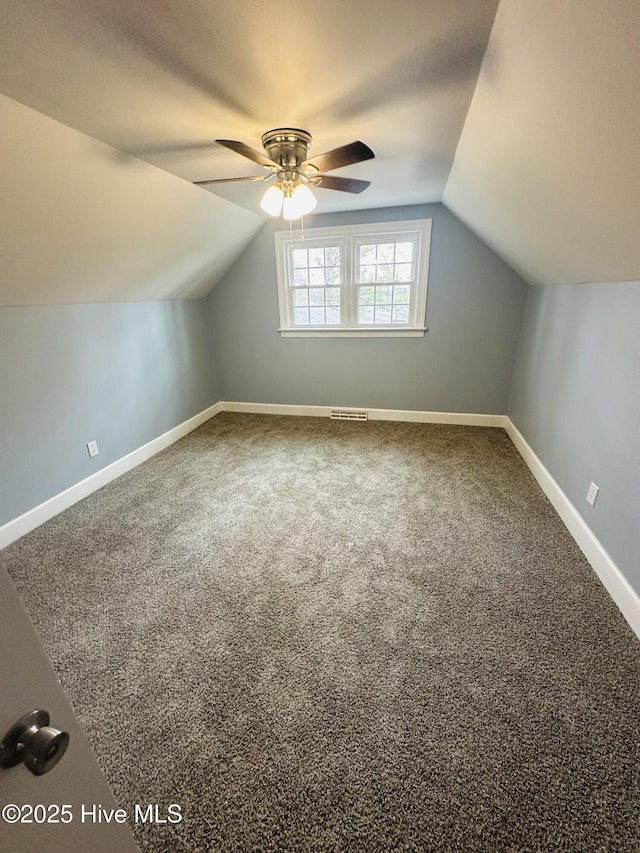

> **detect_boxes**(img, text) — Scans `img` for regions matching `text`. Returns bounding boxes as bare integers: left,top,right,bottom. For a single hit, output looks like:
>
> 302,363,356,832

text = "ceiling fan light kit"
195,128,374,221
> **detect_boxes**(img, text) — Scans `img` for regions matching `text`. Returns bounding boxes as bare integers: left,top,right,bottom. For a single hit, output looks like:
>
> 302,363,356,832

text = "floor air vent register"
329,409,368,421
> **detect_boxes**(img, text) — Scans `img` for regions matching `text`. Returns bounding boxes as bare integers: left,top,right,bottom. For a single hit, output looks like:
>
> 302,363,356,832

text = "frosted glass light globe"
260,185,284,216
282,183,317,220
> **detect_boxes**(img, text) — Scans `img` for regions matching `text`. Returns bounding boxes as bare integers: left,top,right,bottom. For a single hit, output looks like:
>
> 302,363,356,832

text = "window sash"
353,234,419,328
285,237,346,328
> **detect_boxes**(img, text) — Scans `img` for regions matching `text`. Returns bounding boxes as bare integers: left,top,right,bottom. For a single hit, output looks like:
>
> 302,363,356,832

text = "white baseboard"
221,401,507,427
505,418,640,641
0,402,223,550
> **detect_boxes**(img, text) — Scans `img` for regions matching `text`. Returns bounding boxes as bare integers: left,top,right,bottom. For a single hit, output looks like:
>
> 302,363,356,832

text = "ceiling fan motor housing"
261,128,314,171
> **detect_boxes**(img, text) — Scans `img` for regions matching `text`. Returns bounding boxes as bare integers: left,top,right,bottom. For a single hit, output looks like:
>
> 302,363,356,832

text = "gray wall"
0,300,218,527
509,281,640,595
208,204,528,413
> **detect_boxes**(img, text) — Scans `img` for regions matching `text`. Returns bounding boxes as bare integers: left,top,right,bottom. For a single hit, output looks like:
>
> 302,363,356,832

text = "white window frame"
274,219,432,337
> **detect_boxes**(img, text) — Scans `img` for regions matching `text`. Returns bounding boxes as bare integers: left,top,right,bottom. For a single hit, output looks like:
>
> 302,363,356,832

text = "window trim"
274,219,432,337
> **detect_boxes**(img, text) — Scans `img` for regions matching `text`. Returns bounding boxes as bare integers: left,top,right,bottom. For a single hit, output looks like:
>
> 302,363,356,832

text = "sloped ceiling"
0,0,498,214
0,0,638,302
445,0,640,285
0,93,262,306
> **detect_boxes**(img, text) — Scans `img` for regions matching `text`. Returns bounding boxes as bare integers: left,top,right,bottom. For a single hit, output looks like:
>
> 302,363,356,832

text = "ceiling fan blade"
194,175,270,186
314,174,371,194
303,141,374,174
216,139,278,168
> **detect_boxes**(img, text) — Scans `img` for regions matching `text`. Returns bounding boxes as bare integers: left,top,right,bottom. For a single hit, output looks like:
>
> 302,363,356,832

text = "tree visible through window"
357,241,414,325
291,245,342,326
275,220,431,337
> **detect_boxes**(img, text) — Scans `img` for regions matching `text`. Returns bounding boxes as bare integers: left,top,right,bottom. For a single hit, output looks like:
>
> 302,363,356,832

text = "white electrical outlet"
87,440,99,458
586,481,599,506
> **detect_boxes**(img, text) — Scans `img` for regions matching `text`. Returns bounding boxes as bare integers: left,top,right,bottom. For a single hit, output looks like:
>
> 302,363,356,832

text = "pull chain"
288,216,305,240
287,217,305,241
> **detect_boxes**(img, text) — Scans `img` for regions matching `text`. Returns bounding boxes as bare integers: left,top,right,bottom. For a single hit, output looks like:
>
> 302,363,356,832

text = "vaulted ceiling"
0,0,638,305
445,0,640,285
0,0,498,211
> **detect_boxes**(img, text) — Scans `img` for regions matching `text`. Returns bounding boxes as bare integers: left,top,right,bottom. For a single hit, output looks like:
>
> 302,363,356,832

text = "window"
275,219,431,337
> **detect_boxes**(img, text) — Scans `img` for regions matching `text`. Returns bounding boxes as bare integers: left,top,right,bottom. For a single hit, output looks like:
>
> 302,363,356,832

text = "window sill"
278,327,428,338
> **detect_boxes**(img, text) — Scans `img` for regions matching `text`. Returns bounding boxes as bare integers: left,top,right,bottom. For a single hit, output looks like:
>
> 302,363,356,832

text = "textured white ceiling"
0,0,637,295
444,0,640,284
0,0,498,214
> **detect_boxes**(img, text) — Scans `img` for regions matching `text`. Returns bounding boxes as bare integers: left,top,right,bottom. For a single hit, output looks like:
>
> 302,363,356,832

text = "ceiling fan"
194,128,375,220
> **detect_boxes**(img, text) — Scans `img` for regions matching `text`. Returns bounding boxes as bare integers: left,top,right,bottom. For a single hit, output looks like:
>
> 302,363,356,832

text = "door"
0,563,138,852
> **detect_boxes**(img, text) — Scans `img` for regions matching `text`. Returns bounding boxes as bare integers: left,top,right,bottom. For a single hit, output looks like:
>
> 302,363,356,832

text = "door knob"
0,710,70,775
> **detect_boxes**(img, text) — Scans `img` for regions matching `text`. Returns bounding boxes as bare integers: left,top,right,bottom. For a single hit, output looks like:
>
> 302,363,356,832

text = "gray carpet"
3,413,640,852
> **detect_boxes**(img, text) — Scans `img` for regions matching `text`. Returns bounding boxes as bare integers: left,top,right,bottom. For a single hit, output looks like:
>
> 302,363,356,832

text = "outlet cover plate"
87,440,99,458
586,481,599,506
